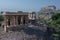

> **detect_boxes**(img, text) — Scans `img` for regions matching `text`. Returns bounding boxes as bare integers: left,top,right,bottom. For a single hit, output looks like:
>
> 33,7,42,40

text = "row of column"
5,15,28,27
10,16,24,26
3,15,28,32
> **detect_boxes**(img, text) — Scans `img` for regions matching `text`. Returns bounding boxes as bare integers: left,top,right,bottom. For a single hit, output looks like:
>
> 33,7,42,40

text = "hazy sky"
0,0,60,12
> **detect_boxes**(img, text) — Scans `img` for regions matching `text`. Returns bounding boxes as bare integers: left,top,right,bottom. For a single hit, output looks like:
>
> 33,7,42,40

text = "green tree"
0,15,4,22
51,13,60,20
49,13,60,40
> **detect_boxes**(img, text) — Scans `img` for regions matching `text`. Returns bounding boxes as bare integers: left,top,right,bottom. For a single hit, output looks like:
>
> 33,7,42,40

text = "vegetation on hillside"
38,10,60,39
39,13,60,40
49,13,60,40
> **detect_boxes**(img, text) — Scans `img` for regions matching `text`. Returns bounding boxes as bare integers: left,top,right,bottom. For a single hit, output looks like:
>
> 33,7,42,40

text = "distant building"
55,10,60,13
47,5,56,10
40,5,56,14
28,12,36,20
39,5,60,20
39,13,52,20
39,5,56,20
28,12,36,23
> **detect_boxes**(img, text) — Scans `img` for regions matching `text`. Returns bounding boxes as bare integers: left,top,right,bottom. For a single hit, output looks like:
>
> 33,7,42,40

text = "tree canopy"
0,15,4,22
51,13,60,20
49,13,60,40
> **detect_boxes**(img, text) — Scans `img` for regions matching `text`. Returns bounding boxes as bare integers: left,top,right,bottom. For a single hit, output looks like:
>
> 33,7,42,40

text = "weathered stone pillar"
21,16,23,25
10,16,13,26
4,16,7,32
10,16,14,27
25,16,28,24
12,16,16,26
16,16,18,26
6,16,8,27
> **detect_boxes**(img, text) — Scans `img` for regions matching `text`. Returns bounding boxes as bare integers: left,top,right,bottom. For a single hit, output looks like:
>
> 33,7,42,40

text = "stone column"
4,16,7,32
7,16,10,27
21,16,23,25
10,16,14,27
10,16,12,27
6,16,8,27
13,16,16,26
16,16,18,26
25,16,28,24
